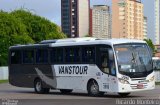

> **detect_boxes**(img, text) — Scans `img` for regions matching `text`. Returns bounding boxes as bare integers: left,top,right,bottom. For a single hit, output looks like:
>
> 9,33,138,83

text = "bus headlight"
148,76,155,82
118,78,130,84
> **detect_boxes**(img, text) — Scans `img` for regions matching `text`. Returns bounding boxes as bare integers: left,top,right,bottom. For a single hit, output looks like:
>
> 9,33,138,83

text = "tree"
0,9,66,66
11,9,66,42
144,39,156,54
0,11,32,66
84,34,91,37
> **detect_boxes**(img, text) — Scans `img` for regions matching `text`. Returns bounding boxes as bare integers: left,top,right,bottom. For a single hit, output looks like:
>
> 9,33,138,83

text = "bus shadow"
48,91,144,98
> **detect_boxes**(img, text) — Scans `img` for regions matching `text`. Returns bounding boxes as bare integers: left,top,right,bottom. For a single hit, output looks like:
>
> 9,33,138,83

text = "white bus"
9,38,155,97
152,57,160,70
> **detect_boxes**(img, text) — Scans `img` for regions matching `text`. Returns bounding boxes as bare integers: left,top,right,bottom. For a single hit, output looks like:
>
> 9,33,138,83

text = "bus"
9,38,155,97
152,57,160,70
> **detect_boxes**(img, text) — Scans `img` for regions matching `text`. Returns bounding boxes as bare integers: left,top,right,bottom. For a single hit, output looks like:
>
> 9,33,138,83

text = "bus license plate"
137,84,144,89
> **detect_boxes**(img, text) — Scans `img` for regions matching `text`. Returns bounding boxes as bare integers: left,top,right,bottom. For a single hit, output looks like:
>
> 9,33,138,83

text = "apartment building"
155,0,160,44
143,16,147,39
61,0,89,38
92,5,111,39
112,0,144,40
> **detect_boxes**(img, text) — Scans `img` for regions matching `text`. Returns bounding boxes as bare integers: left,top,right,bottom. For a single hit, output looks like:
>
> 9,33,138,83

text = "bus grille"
130,83,147,89
131,77,146,81
130,78,148,89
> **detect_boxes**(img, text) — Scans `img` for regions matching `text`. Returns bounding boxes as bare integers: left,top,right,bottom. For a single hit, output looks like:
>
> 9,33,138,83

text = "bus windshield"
114,44,153,77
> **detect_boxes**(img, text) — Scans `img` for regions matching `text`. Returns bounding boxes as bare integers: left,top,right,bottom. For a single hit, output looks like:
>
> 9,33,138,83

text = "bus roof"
10,38,146,49
49,38,146,47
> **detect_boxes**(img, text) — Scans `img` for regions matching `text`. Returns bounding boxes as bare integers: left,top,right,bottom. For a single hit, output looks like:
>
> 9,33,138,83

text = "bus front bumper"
118,81,155,93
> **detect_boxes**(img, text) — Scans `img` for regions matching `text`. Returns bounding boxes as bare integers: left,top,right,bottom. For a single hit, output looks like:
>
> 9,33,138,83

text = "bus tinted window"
11,50,22,64
36,49,48,63
23,50,34,64
82,47,95,63
50,48,63,63
99,46,116,76
65,47,80,63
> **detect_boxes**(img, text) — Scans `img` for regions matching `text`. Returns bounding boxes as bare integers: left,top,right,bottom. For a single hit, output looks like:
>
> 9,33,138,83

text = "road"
0,83,160,105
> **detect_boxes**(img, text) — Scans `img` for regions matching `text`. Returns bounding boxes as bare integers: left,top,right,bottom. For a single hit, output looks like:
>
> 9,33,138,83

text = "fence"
0,67,8,80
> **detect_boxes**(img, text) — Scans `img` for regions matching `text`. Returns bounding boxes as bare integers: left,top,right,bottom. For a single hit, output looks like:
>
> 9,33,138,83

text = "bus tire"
87,80,104,97
118,93,130,97
60,89,73,94
34,79,50,94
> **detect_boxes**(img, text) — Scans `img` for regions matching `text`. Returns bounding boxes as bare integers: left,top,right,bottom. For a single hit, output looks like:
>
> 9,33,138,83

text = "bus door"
98,47,116,91
98,47,110,91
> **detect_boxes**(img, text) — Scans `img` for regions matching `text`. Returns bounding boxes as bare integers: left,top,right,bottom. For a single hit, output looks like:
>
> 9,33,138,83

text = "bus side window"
11,50,22,64
99,47,116,76
50,48,63,63
23,50,34,64
101,54,109,74
36,49,48,64
82,47,95,63
110,59,116,76
109,49,116,76
65,47,80,63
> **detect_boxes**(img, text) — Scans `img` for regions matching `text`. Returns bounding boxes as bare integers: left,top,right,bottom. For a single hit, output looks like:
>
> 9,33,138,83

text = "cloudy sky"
0,0,155,41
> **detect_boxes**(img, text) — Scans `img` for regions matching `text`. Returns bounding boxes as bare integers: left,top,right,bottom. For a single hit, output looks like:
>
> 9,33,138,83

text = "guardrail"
0,66,8,80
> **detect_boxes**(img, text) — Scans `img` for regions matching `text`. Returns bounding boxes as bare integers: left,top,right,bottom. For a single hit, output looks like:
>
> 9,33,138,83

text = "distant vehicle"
152,57,160,70
9,38,155,97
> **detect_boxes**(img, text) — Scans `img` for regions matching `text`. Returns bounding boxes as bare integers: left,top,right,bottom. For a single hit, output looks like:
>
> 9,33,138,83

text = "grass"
0,80,8,84
156,82,160,85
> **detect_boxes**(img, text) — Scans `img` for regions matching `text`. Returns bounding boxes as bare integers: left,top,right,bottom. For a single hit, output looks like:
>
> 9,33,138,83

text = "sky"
0,0,155,42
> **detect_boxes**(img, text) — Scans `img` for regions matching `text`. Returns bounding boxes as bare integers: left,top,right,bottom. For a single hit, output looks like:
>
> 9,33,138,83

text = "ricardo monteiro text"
59,66,88,74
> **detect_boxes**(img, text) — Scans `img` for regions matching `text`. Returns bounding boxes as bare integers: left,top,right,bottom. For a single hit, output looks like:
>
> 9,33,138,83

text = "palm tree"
144,39,157,54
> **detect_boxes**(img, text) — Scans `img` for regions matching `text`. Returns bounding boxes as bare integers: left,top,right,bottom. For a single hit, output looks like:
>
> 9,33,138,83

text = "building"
61,0,89,38
112,0,144,40
91,5,111,39
155,0,160,44
143,16,148,39
89,8,93,36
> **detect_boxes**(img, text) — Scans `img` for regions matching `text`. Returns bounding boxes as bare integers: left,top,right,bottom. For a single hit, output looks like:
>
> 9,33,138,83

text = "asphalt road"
0,83,160,105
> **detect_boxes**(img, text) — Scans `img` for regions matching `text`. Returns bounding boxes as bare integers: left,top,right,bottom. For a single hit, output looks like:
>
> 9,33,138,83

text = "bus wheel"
34,79,50,94
118,93,130,97
60,89,73,94
87,80,104,97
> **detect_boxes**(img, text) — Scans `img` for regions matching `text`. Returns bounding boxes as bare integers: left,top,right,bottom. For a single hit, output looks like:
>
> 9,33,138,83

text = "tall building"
155,0,160,44
92,5,111,39
89,8,93,36
112,0,144,40
143,17,148,39
61,0,89,38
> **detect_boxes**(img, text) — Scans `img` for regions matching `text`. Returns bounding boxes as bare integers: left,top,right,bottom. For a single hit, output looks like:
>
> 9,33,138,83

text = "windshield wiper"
131,53,136,63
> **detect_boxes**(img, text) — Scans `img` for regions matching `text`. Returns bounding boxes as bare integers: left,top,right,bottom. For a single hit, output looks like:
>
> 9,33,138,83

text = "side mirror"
109,49,114,61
